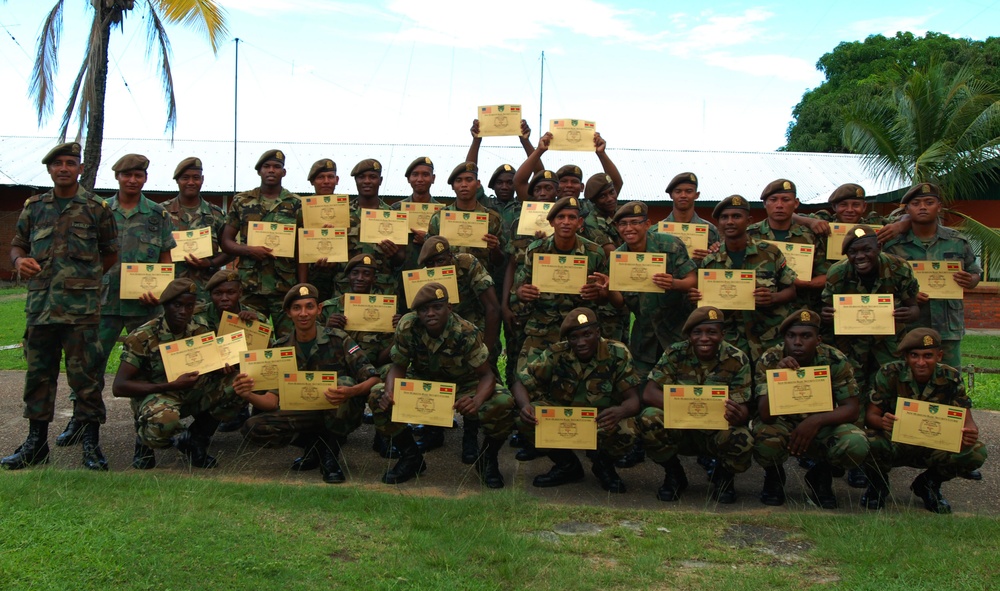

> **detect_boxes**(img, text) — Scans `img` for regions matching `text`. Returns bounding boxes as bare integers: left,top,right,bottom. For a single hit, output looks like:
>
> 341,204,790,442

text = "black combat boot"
382,429,427,484
0,420,50,470
846,466,868,488
614,444,646,469
804,462,837,509
291,435,320,471
759,464,787,506
911,470,952,514
656,456,689,501
319,436,346,484
175,413,221,469
132,436,156,470
461,418,480,464
55,417,84,447
861,466,889,510
80,422,108,471
216,403,250,433
709,465,737,504
695,454,717,479
415,425,445,453
372,433,401,459
532,450,585,488
591,453,627,493
476,436,505,489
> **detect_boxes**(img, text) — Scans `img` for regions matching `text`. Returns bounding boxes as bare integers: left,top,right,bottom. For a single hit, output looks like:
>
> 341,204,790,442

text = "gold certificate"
832,293,895,336
399,202,443,232
391,378,456,428
215,329,248,368
241,347,297,392
360,209,409,245
827,223,883,260
609,252,666,293
532,253,589,295
439,210,490,248
663,385,729,430
658,222,710,257
765,365,834,416
120,263,175,300
891,397,966,453
535,406,597,450
909,261,963,299
170,227,213,262
302,194,350,229
547,119,596,152
219,312,274,351
298,228,348,263
279,371,340,411
159,332,224,383
401,266,461,308
762,240,815,279
515,201,554,237
477,104,522,137
344,293,397,333
698,269,755,311
247,221,296,258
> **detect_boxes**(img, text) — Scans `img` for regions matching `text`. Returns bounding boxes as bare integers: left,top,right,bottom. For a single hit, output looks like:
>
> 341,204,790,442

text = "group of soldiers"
1,122,987,513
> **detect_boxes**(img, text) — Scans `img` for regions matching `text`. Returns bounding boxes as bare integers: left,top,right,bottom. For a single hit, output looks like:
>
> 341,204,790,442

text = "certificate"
477,104,522,137
170,227,213,261
219,312,273,351
241,347,297,392
215,329,248,368
832,294,895,336
401,266,461,308
698,269,755,311
663,385,729,430
891,397,966,453
535,406,597,450
548,119,596,152
658,222,710,257
762,240,815,279
391,378,456,428
765,366,834,416
439,210,490,248
399,202,443,232
298,228,348,263
344,293,397,333
360,209,409,245
120,263,174,300
279,371,340,411
515,201,554,237
302,194,350,229
532,253,589,295
827,223,883,260
609,252,666,293
247,221,296,258
909,261,963,299
159,332,224,383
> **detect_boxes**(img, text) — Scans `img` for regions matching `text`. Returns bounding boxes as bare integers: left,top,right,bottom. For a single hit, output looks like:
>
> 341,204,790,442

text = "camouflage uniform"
752,343,869,469
439,252,494,333
580,210,629,343
319,293,395,378
748,219,829,312
14,186,118,423
663,211,721,247
392,195,441,267
333,205,397,301
810,210,888,225
162,195,226,298
502,216,539,385
427,202,505,273
866,361,987,478
197,301,268,334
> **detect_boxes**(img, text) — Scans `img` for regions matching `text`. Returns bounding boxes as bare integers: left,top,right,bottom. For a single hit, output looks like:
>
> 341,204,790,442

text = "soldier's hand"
537,132,553,152
222,363,238,376
139,292,160,307
691,249,711,263
594,132,607,154
753,287,774,307
15,256,42,278
723,399,749,426
953,270,978,289
454,395,481,416
652,272,673,290
379,239,400,257
892,306,919,324
688,287,703,303
776,356,800,370
517,284,540,302
326,313,347,330
788,416,821,456
377,388,394,411
880,412,896,433
533,230,547,240
875,222,901,244
470,119,480,138
916,291,930,304
502,307,517,329
238,310,259,323
810,218,831,236
596,406,626,431
245,245,274,261
233,373,255,397
961,425,979,447
483,233,501,251
325,386,353,405
314,257,336,268
820,306,836,323
184,253,213,268
170,371,201,391
391,313,402,329
412,229,427,245
519,404,537,425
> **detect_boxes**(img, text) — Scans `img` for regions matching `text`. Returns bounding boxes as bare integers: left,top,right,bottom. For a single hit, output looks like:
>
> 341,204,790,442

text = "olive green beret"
528,170,558,195
307,158,336,182
254,149,285,171
206,269,241,293
681,306,725,337
447,161,478,184
487,164,514,189
840,224,879,254
901,182,941,204
666,172,698,194
41,142,81,165
112,154,150,173
412,282,449,310
712,195,750,219
417,236,451,265
350,158,382,177
584,173,614,201
159,278,197,305
613,201,648,223
761,179,796,200
546,195,581,221
897,327,942,353
405,156,434,177
344,253,377,274
828,183,865,205
283,283,320,310
560,307,598,338
173,157,203,180
778,308,821,335
556,164,583,181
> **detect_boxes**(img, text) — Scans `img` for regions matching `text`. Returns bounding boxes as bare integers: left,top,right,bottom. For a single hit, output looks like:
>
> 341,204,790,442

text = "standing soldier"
426,162,505,272
304,157,339,302
391,156,439,275
662,172,720,263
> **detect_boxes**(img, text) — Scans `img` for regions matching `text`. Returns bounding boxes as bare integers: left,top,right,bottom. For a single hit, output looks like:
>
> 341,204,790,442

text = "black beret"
405,157,434,177
901,183,941,204
666,172,698,194
447,161,478,184
528,170,559,195
612,201,647,223
778,309,821,335
418,236,451,265
173,157,203,180
583,173,614,201
112,154,150,173
761,179,796,200
828,183,865,205
254,149,285,171
841,224,879,254
681,306,725,337
159,278,197,305
206,269,241,293
488,164,514,189
546,196,581,221
556,164,583,181
712,195,750,219
560,307,598,338
897,328,942,353
344,253,377,274
283,283,320,310
41,142,82,165
412,282,449,310
350,158,382,177
307,158,337,182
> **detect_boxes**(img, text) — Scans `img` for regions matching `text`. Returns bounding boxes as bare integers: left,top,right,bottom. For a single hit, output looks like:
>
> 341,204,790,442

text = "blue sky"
0,0,996,154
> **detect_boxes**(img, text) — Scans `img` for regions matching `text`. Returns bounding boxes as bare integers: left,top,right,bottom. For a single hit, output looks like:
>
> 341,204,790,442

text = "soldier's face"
718,210,749,238
558,176,583,199
426,251,453,268
688,324,723,361
834,199,866,223
176,171,204,199
47,156,82,190
567,325,600,362
493,173,515,201
764,192,798,223
407,166,435,195
906,348,943,382
210,281,242,314
846,237,880,275
533,181,558,202
616,217,650,247
451,172,480,200
551,210,583,239
311,171,339,195
417,301,451,335
116,170,147,198
592,187,618,216
289,298,320,331
348,267,375,293
783,326,820,364
669,184,699,212
355,171,382,198
258,162,286,188
906,196,941,224
165,294,197,332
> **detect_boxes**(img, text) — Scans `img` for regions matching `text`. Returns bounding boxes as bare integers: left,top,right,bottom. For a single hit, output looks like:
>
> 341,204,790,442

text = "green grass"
963,334,1000,410
0,470,997,590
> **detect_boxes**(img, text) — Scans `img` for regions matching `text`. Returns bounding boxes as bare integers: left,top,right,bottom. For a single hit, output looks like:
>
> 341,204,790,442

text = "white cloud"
655,8,773,56
702,52,823,83
844,14,935,39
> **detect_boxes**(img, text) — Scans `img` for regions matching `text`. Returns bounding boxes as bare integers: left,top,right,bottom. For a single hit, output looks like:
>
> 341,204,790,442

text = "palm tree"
28,0,229,190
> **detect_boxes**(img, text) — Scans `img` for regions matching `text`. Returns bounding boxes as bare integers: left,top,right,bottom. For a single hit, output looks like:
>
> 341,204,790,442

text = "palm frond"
149,0,229,53
145,5,177,139
947,209,1000,265
28,0,65,125
70,11,111,142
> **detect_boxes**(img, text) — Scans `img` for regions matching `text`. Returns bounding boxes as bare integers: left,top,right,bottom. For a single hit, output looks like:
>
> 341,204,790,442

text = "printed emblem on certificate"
535,406,598,450
344,293,397,332
159,332,224,383
891,397,966,453
827,223,882,260
609,252,665,293
762,240,815,279
279,372,339,411
532,253,589,295
391,379,456,428
215,329,248,368
399,202,443,232
833,294,894,336
241,347,296,392
360,209,409,245
170,227,212,261
698,269,755,310
515,201,554,237
440,210,490,248
658,222,709,257
548,119,595,152
909,261,963,299
663,385,729,430
477,104,522,137
298,228,348,263
247,221,296,258
219,312,273,351
402,266,460,307
302,194,350,229
120,263,174,299
765,366,833,415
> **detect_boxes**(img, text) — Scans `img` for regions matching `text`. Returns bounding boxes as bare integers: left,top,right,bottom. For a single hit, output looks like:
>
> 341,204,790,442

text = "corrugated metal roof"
0,136,906,204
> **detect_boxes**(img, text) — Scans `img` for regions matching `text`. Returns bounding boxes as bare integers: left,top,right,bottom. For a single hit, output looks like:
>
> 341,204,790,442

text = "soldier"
862,328,987,513
513,308,641,492
391,156,439,274
753,310,869,509
580,173,631,344
662,172,720,262
2,142,118,471
803,183,910,244
304,157,340,302
426,162,505,272
638,307,754,503
466,118,538,218
368,283,516,487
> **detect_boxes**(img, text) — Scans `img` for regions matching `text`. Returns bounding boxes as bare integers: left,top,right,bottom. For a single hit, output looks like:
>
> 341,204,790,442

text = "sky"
0,0,997,155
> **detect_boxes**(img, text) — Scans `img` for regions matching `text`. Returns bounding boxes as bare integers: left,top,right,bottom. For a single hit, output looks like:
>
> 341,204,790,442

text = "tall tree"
29,0,229,190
